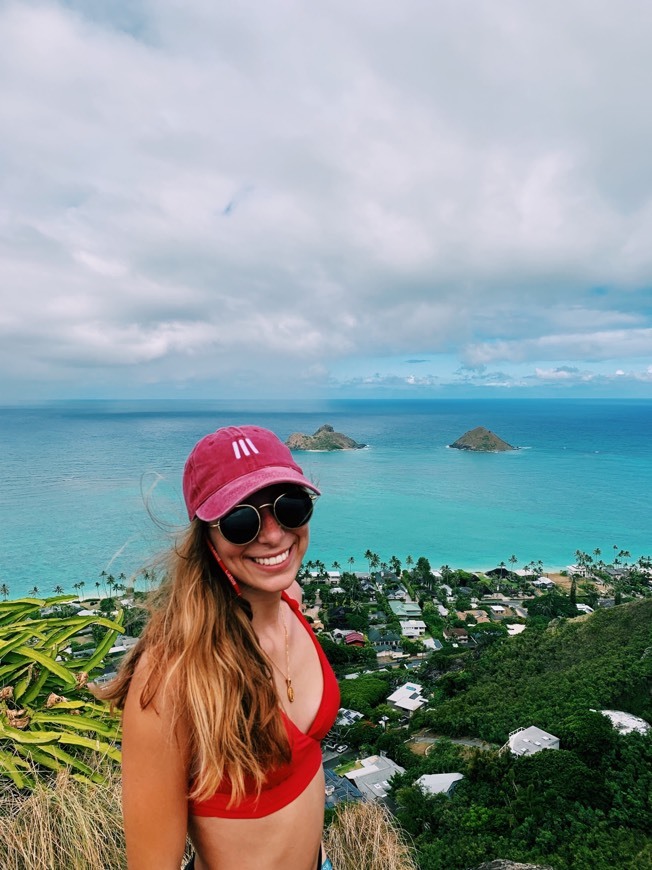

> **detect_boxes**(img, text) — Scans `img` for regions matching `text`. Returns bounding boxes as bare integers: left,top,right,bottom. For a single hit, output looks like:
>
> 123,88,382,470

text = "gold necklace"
270,607,294,703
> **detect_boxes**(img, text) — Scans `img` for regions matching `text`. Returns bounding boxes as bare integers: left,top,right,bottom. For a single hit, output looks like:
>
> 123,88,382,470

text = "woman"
103,425,339,869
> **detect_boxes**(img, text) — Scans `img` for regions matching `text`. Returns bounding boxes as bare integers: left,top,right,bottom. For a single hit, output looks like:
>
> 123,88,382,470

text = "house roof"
324,768,363,808
344,754,405,800
508,726,559,756
344,632,365,644
416,772,464,795
387,682,426,712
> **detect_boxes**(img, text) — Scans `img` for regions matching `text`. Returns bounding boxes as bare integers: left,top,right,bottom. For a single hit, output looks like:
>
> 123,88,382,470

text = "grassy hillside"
424,599,652,743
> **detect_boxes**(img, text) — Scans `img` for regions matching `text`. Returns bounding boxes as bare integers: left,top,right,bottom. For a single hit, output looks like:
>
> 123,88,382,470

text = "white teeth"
253,550,289,566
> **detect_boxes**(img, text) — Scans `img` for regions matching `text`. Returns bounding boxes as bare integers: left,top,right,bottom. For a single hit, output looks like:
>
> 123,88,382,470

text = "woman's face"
208,484,310,599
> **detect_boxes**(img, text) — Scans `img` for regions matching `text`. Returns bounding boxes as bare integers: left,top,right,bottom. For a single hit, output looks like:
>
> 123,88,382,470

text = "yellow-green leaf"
13,645,76,684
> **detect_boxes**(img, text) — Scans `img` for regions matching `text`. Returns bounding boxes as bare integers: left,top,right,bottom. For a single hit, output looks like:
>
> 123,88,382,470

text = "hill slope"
426,599,652,742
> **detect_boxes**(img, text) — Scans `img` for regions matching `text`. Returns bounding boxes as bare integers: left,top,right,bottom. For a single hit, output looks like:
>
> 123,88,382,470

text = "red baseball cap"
183,425,320,522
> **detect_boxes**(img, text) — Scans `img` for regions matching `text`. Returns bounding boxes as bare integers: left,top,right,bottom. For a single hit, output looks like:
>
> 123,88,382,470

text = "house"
415,772,464,797
400,619,427,638
566,564,590,577
532,577,555,590
324,768,364,808
575,604,594,614
387,682,427,715
460,609,490,624
436,604,449,617
344,754,405,801
440,584,453,597
443,627,469,645
368,628,402,653
505,726,560,756
386,587,408,601
506,624,526,636
336,708,365,727
422,637,443,651
489,605,507,615
388,600,422,619
344,631,366,647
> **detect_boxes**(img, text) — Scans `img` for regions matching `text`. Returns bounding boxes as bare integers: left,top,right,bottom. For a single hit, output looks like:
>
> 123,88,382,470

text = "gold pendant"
287,681,295,703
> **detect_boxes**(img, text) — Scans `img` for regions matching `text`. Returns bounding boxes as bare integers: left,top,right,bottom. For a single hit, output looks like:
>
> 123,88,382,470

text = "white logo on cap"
232,438,260,460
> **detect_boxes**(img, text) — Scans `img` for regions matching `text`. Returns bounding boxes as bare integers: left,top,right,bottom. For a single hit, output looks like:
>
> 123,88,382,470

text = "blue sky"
1,0,652,401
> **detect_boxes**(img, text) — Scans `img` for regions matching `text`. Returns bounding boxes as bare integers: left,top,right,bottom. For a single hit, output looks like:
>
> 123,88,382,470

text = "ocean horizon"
1,397,650,598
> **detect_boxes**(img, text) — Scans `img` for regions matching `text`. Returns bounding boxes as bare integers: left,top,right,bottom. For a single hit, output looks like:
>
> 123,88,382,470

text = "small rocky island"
286,424,366,451
449,426,516,452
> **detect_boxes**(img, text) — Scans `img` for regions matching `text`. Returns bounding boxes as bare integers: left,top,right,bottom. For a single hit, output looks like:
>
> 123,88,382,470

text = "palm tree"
0,583,9,600
29,586,39,597
78,581,86,601
95,581,101,597
332,561,341,573
52,585,64,595
348,556,355,570
509,554,518,572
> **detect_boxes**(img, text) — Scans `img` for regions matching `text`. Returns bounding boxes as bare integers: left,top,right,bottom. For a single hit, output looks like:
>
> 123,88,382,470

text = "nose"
256,506,284,542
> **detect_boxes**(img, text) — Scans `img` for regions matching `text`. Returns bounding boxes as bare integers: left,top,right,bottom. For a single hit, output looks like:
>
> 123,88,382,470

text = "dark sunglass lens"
275,492,314,528
219,505,260,544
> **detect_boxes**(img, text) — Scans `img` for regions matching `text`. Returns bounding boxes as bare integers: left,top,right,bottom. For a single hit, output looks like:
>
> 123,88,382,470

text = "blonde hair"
101,520,291,804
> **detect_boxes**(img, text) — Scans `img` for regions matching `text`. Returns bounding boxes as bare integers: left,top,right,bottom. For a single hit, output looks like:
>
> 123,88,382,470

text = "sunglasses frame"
208,489,318,546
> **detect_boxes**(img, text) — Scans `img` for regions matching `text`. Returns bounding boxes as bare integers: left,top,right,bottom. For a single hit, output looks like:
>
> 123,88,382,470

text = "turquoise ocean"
1,398,650,598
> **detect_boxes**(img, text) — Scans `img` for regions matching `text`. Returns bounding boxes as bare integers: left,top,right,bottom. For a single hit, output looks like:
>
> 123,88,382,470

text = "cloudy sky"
2,0,652,401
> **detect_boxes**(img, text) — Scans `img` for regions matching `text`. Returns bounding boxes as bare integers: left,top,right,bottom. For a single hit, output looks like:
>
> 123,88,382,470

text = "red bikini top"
189,593,340,819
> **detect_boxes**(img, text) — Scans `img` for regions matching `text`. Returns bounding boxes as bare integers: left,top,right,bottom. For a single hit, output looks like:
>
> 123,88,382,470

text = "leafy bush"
0,595,123,789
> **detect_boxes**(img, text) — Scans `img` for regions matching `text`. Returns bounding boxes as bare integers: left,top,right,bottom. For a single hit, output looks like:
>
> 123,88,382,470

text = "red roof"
344,631,365,645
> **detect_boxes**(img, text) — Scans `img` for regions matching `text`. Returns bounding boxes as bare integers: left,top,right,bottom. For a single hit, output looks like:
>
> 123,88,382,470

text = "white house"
506,726,560,756
387,682,427,714
400,619,427,638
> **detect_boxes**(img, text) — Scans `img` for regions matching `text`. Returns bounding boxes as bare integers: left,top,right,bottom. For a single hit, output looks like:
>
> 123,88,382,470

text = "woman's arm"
121,652,191,869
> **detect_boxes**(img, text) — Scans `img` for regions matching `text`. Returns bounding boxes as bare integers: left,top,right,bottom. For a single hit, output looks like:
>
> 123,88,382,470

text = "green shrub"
0,595,123,789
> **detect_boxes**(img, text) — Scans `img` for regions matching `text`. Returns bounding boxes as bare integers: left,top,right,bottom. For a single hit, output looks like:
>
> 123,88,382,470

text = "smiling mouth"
251,548,291,567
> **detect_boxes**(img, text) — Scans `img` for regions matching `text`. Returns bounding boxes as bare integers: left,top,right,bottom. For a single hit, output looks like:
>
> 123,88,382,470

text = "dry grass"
324,800,418,870
0,763,126,870
0,762,413,869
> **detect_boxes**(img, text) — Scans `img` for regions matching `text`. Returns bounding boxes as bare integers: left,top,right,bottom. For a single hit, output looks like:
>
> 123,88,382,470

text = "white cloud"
1,0,652,398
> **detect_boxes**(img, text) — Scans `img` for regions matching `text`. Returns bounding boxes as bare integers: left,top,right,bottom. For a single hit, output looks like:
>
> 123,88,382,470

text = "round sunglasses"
209,489,317,546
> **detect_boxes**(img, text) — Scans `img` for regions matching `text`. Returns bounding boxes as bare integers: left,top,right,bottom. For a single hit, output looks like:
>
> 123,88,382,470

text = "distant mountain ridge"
286,424,366,450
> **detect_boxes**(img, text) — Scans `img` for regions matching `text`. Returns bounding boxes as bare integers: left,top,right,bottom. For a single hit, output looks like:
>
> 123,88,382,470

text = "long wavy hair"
100,519,291,804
